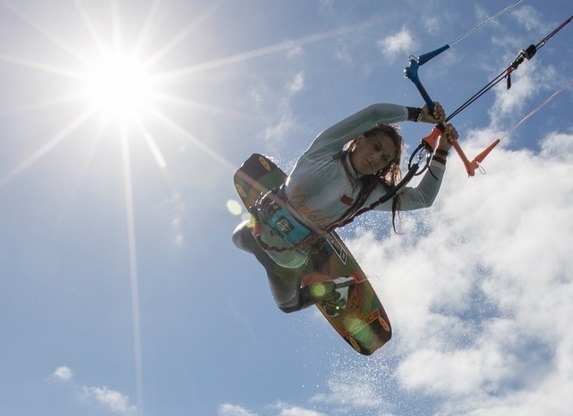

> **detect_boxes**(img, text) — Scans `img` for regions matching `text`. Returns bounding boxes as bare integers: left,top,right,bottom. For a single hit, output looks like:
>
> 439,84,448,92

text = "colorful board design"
233,153,392,355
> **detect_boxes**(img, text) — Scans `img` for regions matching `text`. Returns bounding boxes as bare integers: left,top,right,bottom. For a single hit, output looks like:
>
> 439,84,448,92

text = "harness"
254,185,321,250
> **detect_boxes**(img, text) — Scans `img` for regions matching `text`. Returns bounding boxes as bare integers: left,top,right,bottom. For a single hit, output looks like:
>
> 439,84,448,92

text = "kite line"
457,76,573,176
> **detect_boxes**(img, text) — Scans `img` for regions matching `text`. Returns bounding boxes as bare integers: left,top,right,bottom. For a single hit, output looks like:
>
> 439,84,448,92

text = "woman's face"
350,133,397,175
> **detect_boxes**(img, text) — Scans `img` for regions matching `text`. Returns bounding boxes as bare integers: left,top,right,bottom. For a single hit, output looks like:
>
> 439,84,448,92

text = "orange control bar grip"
421,125,444,151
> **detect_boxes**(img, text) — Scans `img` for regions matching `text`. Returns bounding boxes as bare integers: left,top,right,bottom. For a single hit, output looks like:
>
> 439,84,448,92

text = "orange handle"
472,139,500,166
426,126,500,177
421,125,443,151
452,138,501,177
423,125,477,176
451,140,478,177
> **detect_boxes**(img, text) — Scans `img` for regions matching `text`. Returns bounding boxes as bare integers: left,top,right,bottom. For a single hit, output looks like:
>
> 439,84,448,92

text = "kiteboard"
233,153,392,355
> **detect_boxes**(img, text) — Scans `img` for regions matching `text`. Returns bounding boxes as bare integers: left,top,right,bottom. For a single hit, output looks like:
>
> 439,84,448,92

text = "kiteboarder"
233,102,458,312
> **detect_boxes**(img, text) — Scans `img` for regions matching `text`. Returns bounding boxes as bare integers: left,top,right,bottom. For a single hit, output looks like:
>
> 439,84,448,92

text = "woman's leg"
232,220,307,312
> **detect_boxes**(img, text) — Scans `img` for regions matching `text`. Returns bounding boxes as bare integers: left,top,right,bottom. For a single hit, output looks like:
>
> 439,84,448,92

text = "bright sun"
84,53,155,120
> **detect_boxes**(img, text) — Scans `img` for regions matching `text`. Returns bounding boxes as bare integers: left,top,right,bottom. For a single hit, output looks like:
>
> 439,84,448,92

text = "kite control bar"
401,1,525,174
405,10,573,176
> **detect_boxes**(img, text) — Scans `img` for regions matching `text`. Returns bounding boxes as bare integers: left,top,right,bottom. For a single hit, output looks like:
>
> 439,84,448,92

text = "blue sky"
1,1,572,415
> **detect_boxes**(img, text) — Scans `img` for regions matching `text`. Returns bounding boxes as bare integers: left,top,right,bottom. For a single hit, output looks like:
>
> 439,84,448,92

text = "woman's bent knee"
232,221,255,253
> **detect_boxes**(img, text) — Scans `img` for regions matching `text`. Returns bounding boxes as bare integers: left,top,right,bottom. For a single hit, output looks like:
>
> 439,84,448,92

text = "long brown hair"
341,124,403,232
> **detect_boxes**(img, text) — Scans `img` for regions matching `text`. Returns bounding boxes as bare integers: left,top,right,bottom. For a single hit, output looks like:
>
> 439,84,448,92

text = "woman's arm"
303,103,409,159
303,102,445,159
371,123,457,211
395,160,446,210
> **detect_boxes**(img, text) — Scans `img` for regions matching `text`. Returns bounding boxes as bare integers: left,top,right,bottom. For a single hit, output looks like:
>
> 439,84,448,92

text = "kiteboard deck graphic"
233,153,392,355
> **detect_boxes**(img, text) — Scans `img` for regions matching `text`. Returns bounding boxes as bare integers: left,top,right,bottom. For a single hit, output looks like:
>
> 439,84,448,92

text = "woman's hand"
437,123,458,152
419,102,446,123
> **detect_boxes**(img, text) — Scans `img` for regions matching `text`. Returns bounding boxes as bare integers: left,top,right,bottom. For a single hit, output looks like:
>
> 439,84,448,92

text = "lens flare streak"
0,107,96,189
120,124,145,416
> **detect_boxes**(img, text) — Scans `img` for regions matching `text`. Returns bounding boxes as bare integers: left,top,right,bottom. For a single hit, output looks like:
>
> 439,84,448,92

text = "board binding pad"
314,276,355,318
234,153,392,355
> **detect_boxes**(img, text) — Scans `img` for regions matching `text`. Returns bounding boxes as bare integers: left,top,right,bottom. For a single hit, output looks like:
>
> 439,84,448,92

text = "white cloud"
264,112,297,142
252,70,304,144
51,366,74,381
288,71,305,94
511,5,545,34
540,131,573,162
488,59,548,126
311,373,385,409
422,15,440,37
377,27,415,62
81,386,138,416
396,343,511,395
344,125,573,414
275,402,327,416
218,403,258,416
50,366,137,416
262,71,305,142
218,402,329,416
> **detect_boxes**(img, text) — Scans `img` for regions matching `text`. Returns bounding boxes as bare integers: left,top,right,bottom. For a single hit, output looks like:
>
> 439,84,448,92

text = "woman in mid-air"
233,102,457,312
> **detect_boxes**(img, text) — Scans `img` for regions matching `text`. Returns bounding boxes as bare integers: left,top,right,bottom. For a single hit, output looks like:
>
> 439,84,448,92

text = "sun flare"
83,53,155,120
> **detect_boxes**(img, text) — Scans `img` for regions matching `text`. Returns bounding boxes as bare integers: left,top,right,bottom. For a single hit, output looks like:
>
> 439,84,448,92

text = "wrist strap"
432,156,447,165
407,107,422,122
435,148,449,156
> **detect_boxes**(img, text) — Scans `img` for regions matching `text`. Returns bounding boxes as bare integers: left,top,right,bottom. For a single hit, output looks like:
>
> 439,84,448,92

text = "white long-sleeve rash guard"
284,103,446,230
